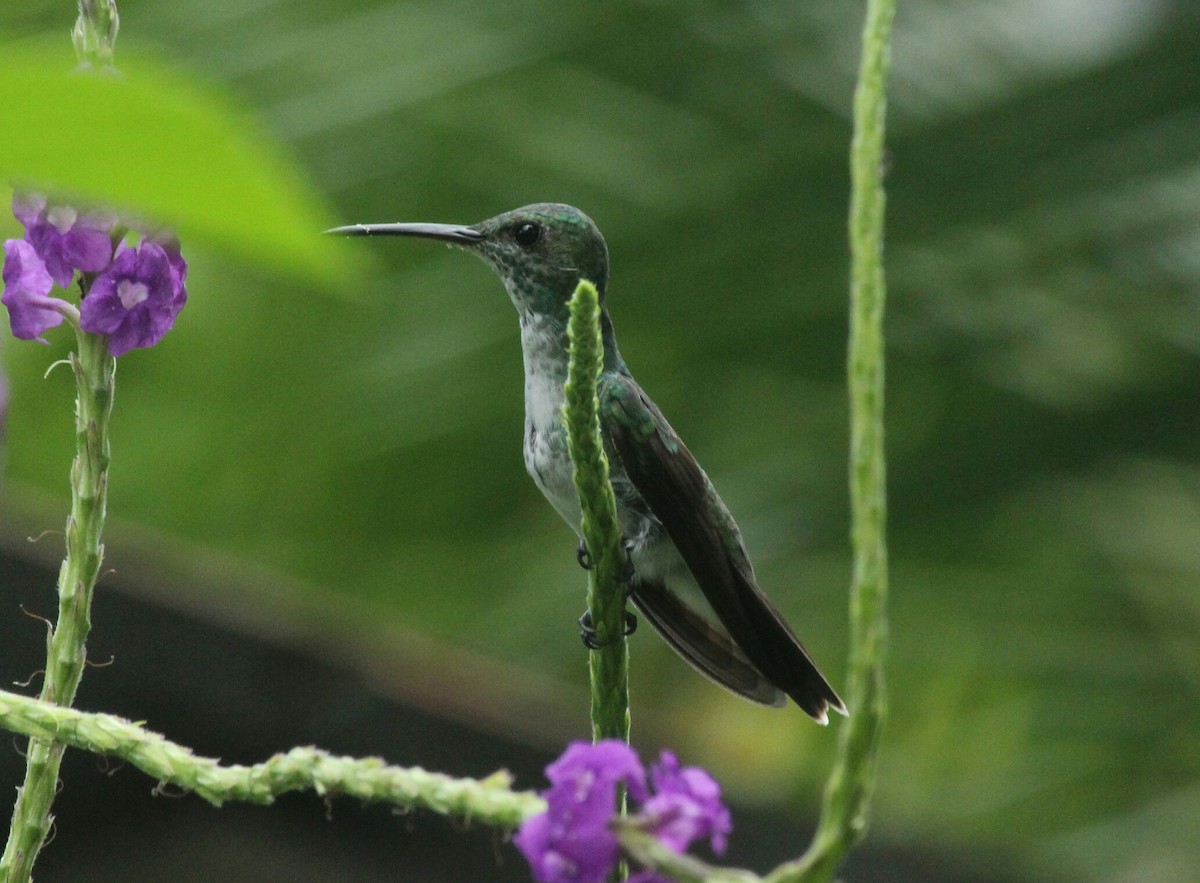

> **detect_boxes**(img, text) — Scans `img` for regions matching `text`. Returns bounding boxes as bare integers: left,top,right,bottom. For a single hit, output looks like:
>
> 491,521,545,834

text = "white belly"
524,414,582,532
519,350,728,637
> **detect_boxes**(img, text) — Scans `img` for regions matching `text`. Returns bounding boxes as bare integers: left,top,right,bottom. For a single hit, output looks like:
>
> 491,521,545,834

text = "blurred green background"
2,1,1198,881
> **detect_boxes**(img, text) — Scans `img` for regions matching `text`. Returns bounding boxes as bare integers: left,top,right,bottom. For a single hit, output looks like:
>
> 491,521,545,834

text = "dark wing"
632,571,788,707
600,372,847,723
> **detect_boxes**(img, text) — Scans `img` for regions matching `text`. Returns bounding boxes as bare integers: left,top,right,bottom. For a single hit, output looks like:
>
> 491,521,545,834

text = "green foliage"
0,41,342,285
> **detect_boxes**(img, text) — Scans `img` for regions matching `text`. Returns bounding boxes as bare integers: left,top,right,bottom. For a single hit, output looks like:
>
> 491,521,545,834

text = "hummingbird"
329,203,846,723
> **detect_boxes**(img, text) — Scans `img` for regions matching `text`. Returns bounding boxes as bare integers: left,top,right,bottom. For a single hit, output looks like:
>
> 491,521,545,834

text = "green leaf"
0,41,343,285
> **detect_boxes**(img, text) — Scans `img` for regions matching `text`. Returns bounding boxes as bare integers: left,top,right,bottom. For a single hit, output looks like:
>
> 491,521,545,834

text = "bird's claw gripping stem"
578,610,638,649
576,537,592,570
576,538,636,584
577,536,637,646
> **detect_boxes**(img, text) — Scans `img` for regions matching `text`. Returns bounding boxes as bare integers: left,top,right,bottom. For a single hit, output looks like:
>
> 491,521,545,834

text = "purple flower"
2,239,70,343
637,752,731,855
149,232,189,308
515,740,648,883
3,193,189,355
15,193,116,288
516,743,733,883
79,241,186,357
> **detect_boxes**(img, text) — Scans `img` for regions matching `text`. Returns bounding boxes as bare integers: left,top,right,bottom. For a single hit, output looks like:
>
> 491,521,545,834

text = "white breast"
519,313,582,530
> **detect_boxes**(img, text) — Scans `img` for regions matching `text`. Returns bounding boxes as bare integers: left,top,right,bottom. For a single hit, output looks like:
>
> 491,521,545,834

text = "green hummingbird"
329,203,846,723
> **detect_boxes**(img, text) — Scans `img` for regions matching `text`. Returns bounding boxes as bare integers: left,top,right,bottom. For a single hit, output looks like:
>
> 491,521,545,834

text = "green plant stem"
616,824,761,883
0,688,544,824
1,328,115,883
773,0,894,881
563,279,631,745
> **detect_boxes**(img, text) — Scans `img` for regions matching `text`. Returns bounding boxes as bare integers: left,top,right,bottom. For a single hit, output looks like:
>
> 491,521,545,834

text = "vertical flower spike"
2,240,71,343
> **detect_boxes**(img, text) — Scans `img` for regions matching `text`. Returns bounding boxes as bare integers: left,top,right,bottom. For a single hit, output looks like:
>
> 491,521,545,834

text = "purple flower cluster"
514,740,732,883
2,192,187,357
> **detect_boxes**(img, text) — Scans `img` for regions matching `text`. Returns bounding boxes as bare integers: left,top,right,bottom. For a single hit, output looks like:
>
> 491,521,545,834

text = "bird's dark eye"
513,222,542,248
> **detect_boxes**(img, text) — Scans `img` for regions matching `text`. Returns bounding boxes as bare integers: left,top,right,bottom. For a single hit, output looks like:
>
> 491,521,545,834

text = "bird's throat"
519,311,571,438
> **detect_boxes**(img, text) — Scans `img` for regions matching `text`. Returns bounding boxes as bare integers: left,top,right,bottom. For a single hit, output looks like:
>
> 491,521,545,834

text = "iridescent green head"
471,203,609,321
328,203,610,324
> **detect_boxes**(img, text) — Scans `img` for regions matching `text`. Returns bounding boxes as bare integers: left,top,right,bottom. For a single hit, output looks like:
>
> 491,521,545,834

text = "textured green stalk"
2,328,115,882
563,280,631,744
616,824,760,883
0,688,544,825
772,1,894,881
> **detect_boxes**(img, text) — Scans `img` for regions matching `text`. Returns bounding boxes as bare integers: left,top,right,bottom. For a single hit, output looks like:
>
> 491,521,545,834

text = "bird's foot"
578,609,638,649
576,538,636,585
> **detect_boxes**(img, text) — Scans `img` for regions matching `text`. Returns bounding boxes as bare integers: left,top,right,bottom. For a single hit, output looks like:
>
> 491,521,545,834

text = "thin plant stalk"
0,687,544,825
1,326,115,882
773,0,895,879
563,279,631,745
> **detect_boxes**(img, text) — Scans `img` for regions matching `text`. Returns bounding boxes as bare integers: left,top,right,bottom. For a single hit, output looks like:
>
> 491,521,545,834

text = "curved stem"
0,688,544,825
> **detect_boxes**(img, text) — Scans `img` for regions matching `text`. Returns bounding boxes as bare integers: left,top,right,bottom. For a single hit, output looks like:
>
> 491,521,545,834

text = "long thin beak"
324,222,484,244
